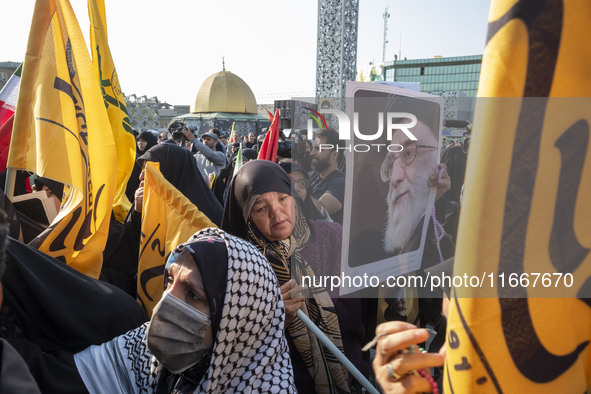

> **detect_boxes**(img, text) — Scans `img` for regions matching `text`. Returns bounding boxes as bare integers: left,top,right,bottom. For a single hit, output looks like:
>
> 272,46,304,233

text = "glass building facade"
383,55,482,97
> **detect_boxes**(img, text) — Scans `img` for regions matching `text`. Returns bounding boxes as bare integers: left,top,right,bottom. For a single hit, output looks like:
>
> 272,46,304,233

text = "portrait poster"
340,82,443,295
292,99,317,130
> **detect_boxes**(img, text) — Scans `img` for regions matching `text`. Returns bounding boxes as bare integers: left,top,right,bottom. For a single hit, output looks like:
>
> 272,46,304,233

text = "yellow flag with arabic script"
444,1,591,393
138,161,217,317
8,0,117,279
88,0,135,223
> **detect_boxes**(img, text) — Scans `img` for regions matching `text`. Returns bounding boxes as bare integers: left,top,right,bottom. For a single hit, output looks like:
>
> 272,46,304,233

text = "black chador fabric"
440,145,467,204
0,338,42,393
100,213,137,296
211,162,234,205
137,143,223,226
0,237,148,393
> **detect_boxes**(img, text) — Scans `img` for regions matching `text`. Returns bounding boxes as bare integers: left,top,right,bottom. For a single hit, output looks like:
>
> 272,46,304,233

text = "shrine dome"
193,69,257,114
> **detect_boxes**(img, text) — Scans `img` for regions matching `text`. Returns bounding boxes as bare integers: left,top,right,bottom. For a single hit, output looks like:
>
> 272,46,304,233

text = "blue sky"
3,1,490,105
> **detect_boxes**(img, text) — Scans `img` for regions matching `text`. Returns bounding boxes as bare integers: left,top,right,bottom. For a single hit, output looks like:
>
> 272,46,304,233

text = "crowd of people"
0,116,470,393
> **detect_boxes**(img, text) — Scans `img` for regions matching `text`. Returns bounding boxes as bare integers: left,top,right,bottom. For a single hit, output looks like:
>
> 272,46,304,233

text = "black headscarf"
221,160,291,240
126,131,159,201
163,237,228,341
138,143,223,226
279,162,324,221
241,148,258,162
136,131,158,154
34,177,64,200
156,237,228,392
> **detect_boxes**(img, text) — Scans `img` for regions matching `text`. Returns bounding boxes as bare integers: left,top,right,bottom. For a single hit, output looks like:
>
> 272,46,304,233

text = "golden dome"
194,70,257,114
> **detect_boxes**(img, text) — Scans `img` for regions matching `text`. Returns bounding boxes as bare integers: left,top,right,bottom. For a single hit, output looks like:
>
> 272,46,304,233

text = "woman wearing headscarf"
74,228,295,393
279,161,325,221
222,160,370,394
134,142,223,224
125,142,223,256
126,130,158,203
112,143,223,299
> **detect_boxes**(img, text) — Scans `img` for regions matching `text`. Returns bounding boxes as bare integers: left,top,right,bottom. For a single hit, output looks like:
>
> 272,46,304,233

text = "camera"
275,131,310,159
275,140,308,159
276,140,292,159
168,120,187,142
168,120,197,143
293,140,307,156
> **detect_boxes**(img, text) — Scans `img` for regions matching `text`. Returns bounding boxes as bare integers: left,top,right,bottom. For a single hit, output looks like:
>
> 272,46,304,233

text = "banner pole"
4,167,16,200
296,310,379,394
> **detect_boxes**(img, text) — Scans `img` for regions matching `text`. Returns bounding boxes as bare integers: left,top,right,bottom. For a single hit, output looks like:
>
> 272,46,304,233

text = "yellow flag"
8,0,117,278
138,162,217,316
88,0,135,222
445,1,591,392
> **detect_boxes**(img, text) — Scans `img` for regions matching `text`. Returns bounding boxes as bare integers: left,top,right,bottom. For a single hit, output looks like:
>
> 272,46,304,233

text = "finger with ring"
387,362,402,381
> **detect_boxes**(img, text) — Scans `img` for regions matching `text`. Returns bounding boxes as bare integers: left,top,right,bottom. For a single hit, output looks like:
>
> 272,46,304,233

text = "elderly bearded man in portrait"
349,107,457,270
382,118,446,255
348,98,460,378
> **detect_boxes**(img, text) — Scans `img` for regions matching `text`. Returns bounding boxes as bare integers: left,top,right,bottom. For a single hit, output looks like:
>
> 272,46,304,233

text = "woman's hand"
373,322,444,393
134,181,144,213
429,163,450,201
280,279,306,326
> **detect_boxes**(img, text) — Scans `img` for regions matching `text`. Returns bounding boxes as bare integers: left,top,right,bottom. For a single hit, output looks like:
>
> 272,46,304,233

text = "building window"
420,67,425,76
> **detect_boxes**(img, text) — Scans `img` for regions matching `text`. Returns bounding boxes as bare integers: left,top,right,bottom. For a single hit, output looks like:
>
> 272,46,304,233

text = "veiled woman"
222,160,369,394
125,130,158,203
75,228,295,393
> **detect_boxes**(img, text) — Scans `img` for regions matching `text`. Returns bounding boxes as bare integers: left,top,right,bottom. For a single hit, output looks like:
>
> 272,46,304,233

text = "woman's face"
41,185,61,212
288,172,308,201
165,252,214,348
250,192,293,242
137,138,148,152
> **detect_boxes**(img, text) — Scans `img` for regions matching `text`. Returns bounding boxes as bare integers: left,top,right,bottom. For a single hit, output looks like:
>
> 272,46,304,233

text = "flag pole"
4,167,16,200
296,310,379,394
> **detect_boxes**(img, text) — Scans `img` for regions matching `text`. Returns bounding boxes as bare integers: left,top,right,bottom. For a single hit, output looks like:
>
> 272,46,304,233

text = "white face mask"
146,292,211,374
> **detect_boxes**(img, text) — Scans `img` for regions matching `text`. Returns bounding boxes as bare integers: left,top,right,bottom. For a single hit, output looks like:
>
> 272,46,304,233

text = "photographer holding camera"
167,120,197,152
186,130,226,181
167,121,226,181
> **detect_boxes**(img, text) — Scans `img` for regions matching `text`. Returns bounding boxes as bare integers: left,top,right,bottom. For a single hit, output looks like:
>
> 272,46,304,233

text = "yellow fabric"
445,0,591,392
138,162,217,317
88,0,135,222
8,0,117,278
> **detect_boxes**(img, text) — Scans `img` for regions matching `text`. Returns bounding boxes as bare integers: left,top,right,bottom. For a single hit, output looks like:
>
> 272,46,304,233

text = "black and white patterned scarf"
75,228,295,393
247,204,349,394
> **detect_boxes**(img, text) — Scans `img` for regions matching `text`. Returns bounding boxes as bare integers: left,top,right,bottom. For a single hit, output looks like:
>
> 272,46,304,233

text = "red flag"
0,64,21,172
266,109,274,122
0,113,14,172
257,109,280,162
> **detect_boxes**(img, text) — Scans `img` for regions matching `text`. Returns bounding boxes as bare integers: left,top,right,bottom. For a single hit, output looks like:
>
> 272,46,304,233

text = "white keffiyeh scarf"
75,228,295,393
